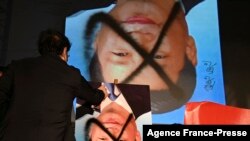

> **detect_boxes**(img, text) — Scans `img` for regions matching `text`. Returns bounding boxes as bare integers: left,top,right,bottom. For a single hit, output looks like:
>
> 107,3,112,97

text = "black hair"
38,29,71,55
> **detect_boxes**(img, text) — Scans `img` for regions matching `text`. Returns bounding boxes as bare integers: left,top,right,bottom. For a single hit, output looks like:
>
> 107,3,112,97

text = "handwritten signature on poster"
203,61,216,92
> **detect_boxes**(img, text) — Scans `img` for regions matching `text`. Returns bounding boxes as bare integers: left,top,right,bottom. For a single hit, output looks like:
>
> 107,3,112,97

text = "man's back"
0,29,107,141
2,54,82,141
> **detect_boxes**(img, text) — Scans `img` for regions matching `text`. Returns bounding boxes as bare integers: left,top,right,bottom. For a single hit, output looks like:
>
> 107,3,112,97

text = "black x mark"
85,2,184,99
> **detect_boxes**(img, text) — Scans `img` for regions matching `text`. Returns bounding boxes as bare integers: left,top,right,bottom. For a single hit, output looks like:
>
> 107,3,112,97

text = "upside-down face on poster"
66,0,225,139
75,82,151,141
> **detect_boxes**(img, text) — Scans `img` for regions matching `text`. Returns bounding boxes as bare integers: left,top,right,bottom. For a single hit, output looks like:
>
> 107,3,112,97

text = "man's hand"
98,83,109,99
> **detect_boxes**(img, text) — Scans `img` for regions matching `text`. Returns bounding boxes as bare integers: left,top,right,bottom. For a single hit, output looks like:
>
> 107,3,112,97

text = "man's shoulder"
67,65,81,74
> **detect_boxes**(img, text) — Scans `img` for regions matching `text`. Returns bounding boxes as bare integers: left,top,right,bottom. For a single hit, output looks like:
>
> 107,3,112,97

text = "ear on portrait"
185,35,197,66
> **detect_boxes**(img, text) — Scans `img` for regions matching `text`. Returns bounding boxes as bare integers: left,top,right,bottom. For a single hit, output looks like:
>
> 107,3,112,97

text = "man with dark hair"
0,29,108,141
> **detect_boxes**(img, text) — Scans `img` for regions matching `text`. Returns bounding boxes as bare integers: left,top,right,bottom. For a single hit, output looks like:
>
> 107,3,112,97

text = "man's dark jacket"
0,54,104,141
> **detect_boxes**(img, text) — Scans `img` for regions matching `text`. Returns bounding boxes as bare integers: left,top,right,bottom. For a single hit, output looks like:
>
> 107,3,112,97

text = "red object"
184,101,250,124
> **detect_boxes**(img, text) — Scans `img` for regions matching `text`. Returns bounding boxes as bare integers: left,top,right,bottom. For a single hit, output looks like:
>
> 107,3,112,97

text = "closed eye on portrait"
97,137,106,140
111,51,129,57
153,51,168,66
154,54,166,59
109,50,130,64
153,50,167,60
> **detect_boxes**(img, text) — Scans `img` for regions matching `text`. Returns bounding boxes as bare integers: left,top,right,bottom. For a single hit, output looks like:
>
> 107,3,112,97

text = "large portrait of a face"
66,0,225,124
